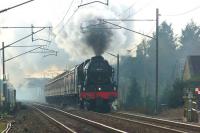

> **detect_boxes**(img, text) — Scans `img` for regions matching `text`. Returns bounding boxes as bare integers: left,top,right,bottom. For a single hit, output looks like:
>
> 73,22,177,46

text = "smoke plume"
54,5,132,61
82,18,113,55
0,1,134,88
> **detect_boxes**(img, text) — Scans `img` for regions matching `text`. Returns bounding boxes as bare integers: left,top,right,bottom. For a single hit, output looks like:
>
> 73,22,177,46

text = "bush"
168,80,184,108
125,78,142,109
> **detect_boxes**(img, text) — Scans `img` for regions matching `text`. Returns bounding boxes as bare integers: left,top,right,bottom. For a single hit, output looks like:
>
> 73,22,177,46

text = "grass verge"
0,121,7,132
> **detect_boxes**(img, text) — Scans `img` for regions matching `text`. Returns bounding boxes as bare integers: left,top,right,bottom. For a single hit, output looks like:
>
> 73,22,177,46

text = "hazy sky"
1,0,200,85
1,0,200,37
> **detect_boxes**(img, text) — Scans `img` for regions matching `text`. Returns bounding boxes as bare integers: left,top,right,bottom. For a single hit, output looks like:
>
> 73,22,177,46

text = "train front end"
80,56,117,112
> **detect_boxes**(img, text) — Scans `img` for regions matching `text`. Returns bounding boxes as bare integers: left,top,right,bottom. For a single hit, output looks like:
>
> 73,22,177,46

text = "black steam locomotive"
45,56,117,112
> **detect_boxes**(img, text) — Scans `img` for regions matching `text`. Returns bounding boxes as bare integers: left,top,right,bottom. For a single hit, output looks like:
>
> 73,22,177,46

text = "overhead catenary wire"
102,20,154,39
30,51,55,54
4,46,42,62
78,0,109,8
146,25,156,37
120,0,156,53
82,0,154,33
44,27,52,47
115,0,152,19
43,53,57,57
81,22,121,32
163,5,200,17
0,26,50,28
0,26,52,50
0,0,34,13
33,38,51,43
0,27,46,50
57,0,111,34
123,0,153,19
64,8,79,26
39,47,57,52
54,0,75,29
9,45,46,47
31,25,52,43
127,45,138,52
116,0,139,18
102,19,155,21
117,2,155,54
57,7,79,34
127,40,149,53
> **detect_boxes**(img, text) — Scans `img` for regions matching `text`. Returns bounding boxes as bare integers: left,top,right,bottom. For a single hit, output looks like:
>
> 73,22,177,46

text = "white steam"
54,3,133,61
0,1,135,100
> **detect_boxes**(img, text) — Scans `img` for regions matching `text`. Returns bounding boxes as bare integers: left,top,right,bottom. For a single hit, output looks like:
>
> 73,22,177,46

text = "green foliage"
0,122,7,132
160,85,170,105
180,21,200,47
119,21,182,111
160,80,184,108
147,22,178,86
125,78,142,108
168,80,184,108
144,95,155,114
119,21,200,112
179,20,200,58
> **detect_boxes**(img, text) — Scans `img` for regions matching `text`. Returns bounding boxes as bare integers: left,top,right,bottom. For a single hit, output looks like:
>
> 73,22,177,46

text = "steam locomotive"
44,56,117,112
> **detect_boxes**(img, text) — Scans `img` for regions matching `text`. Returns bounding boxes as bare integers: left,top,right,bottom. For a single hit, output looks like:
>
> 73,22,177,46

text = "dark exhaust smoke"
82,18,113,56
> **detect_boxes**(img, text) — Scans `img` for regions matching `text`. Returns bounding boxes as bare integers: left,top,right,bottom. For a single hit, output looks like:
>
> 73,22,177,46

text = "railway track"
32,103,127,133
1,122,12,133
109,112,200,133
33,103,200,133
32,106,77,133
66,110,188,133
89,111,200,133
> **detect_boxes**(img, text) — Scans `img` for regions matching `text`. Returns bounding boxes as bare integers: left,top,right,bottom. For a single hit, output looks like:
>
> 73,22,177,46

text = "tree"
125,78,142,108
180,21,200,58
168,80,184,108
147,21,178,87
119,21,179,111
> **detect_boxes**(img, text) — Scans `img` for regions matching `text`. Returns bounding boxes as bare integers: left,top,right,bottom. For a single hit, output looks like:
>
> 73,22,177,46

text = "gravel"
37,106,106,133
65,109,170,133
10,105,63,133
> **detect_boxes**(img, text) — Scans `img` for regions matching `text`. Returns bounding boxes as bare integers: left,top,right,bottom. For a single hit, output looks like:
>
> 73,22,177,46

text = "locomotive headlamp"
98,87,101,91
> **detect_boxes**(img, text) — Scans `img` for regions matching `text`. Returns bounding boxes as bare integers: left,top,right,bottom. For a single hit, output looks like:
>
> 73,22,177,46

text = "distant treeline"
119,21,200,113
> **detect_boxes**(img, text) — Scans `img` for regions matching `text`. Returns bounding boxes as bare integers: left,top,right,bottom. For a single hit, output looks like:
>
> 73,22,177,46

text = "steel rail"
32,106,77,133
5,122,12,133
114,112,200,132
2,122,12,133
97,113,186,133
34,103,127,133
83,110,187,133
34,103,189,133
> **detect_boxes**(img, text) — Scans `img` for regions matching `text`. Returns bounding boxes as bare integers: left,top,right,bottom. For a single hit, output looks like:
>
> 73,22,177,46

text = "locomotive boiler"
45,56,117,112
